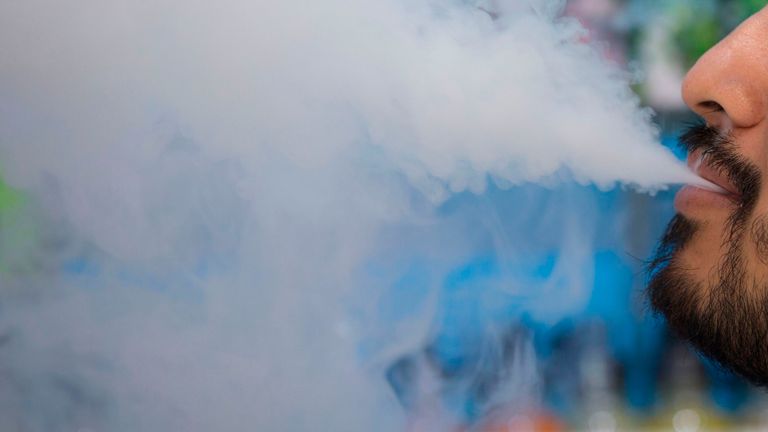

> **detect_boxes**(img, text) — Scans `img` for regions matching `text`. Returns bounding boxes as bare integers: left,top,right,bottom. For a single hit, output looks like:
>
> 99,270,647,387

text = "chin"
648,212,768,388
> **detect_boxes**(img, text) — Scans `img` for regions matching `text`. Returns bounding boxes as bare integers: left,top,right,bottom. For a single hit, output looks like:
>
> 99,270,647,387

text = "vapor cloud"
0,1,691,430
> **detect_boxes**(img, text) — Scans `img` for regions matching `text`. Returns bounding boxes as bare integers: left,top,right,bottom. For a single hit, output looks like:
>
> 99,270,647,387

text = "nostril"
698,100,725,113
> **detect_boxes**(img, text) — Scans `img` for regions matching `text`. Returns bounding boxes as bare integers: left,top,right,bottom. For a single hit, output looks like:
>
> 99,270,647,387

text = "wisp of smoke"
0,0,696,430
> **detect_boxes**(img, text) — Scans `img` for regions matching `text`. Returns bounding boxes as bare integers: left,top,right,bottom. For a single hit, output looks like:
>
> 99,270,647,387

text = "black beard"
648,124,767,386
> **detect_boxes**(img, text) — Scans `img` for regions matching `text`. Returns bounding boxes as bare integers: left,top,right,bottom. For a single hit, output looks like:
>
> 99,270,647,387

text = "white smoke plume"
0,0,689,431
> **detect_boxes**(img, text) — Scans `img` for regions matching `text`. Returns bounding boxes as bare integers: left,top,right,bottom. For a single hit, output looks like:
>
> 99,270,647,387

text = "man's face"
648,6,768,386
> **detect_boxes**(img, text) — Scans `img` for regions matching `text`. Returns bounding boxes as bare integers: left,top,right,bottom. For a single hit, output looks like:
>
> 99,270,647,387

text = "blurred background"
2,0,768,431
384,1,768,430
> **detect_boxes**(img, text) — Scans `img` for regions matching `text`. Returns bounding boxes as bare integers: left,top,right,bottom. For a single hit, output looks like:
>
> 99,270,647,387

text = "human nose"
681,7,768,130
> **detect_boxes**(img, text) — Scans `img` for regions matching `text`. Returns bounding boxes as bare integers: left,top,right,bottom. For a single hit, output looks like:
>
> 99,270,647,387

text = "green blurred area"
0,171,37,274
672,12,720,68
671,0,766,68
0,172,22,212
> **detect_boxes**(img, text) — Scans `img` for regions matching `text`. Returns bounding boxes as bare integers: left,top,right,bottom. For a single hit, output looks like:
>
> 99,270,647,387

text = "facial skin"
648,6,768,386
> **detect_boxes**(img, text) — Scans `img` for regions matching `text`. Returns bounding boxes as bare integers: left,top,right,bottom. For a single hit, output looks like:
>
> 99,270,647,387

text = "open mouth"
688,149,741,202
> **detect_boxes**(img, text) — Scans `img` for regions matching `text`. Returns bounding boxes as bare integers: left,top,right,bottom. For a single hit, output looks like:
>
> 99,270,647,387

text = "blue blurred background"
378,1,768,430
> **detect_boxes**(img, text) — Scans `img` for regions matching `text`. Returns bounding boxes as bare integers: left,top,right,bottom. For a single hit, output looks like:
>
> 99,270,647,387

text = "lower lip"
674,185,738,215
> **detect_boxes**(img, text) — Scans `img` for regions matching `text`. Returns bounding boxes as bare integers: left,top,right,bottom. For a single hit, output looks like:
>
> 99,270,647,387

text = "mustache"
678,124,761,205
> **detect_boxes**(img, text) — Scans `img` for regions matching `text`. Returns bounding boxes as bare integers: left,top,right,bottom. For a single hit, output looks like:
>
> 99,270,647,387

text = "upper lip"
687,149,741,198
